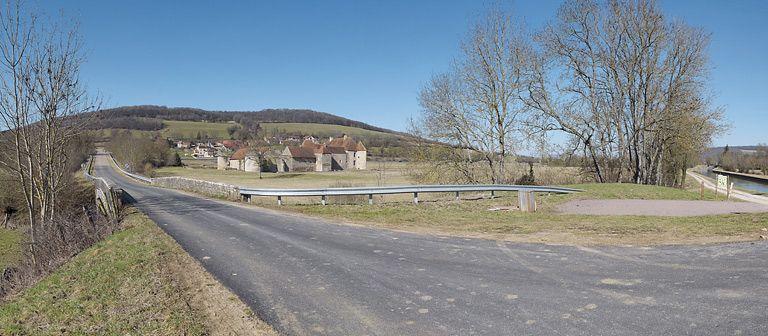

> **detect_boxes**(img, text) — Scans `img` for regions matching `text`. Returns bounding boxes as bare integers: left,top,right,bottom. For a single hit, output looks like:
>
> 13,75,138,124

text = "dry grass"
156,160,413,189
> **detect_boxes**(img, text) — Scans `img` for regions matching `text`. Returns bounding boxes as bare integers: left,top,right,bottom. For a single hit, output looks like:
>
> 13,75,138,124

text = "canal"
701,169,768,194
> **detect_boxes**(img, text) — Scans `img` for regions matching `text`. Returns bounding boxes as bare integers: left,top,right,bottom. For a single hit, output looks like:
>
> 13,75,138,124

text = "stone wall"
84,173,122,220
152,176,240,200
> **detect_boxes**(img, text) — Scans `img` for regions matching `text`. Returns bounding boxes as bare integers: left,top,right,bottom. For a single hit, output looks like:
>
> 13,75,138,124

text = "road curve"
93,155,768,336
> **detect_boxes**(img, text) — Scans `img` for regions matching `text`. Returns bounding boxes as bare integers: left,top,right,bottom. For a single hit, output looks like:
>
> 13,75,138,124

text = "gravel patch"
557,199,768,216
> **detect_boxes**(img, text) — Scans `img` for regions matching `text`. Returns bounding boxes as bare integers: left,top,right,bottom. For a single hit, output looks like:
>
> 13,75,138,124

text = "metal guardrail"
83,155,123,219
239,184,581,211
106,154,153,183
98,151,580,212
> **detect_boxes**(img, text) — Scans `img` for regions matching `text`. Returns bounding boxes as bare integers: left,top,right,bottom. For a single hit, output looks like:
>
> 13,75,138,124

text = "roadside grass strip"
0,209,277,335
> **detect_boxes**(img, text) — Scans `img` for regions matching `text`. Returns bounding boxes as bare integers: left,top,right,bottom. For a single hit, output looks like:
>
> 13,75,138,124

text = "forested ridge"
86,105,406,135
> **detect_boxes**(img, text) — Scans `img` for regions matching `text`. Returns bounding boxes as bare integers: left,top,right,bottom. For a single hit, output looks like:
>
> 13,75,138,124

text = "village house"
192,145,216,158
217,140,244,151
218,147,260,172
175,140,191,149
278,135,367,172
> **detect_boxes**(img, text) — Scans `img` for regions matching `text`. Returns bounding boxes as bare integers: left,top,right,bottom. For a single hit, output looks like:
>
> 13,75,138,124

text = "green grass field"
261,122,404,142
0,210,276,335
161,120,235,139
0,228,22,272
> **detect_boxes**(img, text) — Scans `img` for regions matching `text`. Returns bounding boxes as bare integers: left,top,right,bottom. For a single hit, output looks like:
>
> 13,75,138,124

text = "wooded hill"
87,105,405,135
84,105,422,153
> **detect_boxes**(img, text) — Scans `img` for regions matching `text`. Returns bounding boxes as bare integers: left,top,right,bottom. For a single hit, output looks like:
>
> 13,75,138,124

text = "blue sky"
41,0,766,146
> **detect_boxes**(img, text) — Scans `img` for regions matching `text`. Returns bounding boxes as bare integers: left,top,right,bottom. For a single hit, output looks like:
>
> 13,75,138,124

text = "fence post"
699,181,704,199
413,192,419,204
368,194,373,205
727,182,733,200
715,179,719,200
277,196,283,206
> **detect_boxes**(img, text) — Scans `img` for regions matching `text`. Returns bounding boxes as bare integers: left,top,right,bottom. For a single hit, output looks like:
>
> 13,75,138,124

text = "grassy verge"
269,183,766,245
0,228,22,271
0,209,275,335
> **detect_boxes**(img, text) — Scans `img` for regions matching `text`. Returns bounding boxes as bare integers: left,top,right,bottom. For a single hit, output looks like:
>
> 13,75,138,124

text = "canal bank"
687,171,768,206
700,168,768,195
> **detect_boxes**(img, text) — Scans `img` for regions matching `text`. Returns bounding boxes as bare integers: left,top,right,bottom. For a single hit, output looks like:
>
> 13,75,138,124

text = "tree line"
716,145,768,175
413,0,724,187
88,116,165,131
106,131,182,176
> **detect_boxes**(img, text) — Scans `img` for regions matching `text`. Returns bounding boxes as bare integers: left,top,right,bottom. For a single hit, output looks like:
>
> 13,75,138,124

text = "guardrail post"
455,191,460,201
490,190,495,199
242,194,251,203
368,194,373,205
321,195,327,206
277,196,283,206
413,192,419,204
518,191,536,213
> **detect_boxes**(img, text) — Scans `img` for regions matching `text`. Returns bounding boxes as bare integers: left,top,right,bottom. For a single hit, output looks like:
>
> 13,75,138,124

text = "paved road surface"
93,155,768,335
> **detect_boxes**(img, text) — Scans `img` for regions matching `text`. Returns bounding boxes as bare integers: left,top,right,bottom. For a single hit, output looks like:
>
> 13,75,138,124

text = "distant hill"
88,105,406,136
84,105,427,154
702,146,764,161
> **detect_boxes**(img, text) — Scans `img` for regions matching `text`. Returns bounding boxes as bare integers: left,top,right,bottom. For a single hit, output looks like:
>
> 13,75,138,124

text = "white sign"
716,174,728,189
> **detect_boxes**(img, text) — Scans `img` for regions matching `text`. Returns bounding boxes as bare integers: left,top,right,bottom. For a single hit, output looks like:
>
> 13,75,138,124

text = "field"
94,128,157,139
0,209,275,335
161,120,235,139
0,228,22,272
156,160,413,189
261,122,400,139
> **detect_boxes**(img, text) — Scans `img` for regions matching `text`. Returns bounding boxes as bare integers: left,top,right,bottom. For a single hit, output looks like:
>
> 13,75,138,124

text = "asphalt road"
93,155,768,336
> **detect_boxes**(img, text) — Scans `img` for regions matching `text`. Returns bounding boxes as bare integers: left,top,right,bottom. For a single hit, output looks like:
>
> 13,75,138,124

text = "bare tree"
525,0,724,186
417,9,531,183
0,1,95,263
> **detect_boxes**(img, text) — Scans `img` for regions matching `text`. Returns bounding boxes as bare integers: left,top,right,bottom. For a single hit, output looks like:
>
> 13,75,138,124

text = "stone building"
278,135,367,172
219,147,260,172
